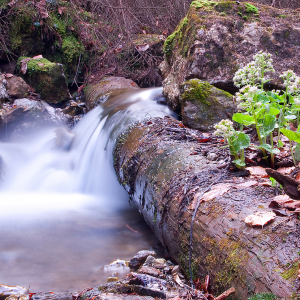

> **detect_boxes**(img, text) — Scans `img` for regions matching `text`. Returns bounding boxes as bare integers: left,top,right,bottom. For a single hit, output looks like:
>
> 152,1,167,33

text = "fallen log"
114,116,300,299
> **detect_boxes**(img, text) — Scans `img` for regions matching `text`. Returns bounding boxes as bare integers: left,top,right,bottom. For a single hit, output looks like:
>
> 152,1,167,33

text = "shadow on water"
0,88,176,292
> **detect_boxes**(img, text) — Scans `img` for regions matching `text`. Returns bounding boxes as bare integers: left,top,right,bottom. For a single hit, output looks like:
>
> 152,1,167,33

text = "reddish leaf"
20,58,32,74
58,6,66,14
245,211,276,227
246,166,269,178
33,55,43,59
234,180,258,189
136,44,149,52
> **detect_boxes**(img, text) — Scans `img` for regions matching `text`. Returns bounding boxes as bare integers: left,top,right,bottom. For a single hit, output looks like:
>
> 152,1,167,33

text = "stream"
0,88,176,292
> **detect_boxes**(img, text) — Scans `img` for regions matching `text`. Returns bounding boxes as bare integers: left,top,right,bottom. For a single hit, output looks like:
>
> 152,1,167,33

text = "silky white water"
0,88,175,292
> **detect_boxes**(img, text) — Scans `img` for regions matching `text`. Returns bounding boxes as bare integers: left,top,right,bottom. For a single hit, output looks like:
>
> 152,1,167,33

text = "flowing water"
0,88,175,292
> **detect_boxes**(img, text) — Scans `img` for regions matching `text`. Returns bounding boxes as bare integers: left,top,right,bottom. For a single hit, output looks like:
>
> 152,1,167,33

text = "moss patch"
245,3,259,14
281,262,299,281
248,293,278,300
181,79,212,105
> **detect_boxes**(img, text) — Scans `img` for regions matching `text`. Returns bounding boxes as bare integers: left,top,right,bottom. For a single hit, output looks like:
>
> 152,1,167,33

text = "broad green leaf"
232,132,250,152
232,113,255,126
259,114,276,137
280,128,300,143
278,140,284,147
267,91,283,102
269,107,280,116
295,144,300,162
278,109,285,125
258,143,280,154
232,159,245,167
256,93,270,103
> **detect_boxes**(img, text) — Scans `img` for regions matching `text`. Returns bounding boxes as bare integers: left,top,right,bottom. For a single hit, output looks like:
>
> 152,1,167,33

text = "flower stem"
290,140,296,166
270,133,275,169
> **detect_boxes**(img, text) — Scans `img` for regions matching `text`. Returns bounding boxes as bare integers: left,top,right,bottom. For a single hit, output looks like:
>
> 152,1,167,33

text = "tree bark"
114,116,300,299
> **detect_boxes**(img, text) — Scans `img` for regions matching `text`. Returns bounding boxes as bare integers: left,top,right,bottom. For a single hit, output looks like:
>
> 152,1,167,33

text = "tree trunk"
114,116,300,299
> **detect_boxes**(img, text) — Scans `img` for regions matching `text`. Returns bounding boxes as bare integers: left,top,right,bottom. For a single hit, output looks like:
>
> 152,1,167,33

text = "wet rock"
0,74,9,107
152,258,167,269
207,152,218,161
5,76,30,98
138,266,162,277
144,255,156,265
85,77,140,111
31,292,72,300
161,1,300,109
129,250,156,270
0,284,29,300
86,294,155,300
104,259,129,268
0,99,72,141
18,57,71,104
62,101,85,116
179,79,236,131
107,277,119,283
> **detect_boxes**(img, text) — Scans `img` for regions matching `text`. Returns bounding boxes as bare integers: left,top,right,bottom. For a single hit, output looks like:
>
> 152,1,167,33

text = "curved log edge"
113,116,300,299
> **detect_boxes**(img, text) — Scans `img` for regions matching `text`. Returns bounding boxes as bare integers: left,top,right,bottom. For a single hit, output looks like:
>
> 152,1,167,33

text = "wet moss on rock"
181,79,211,105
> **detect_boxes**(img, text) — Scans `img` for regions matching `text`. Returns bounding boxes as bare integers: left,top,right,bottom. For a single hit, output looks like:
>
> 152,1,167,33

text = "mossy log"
114,117,300,299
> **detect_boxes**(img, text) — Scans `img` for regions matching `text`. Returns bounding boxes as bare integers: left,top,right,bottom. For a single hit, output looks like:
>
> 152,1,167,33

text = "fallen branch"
215,287,235,300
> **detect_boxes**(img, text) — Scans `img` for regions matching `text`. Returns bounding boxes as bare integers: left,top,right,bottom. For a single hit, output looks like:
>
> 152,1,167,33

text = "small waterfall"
0,88,175,292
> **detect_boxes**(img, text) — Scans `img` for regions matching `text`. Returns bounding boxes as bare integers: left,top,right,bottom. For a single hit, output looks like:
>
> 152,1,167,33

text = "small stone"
5,76,30,99
138,266,162,277
152,258,167,269
0,284,29,300
207,153,218,161
171,265,180,275
144,255,156,265
107,277,119,283
129,250,156,270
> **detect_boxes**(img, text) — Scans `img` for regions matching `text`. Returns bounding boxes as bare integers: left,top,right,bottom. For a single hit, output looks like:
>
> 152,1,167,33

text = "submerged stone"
85,77,140,111
0,284,29,300
179,79,236,131
18,57,71,104
129,250,156,270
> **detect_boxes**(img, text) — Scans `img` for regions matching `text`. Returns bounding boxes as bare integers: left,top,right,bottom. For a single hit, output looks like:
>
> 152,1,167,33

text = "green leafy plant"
214,119,250,170
226,51,300,168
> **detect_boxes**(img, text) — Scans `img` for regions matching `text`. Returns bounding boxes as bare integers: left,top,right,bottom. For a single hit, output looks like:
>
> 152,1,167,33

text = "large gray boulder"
161,0,300,110
179,79,236,131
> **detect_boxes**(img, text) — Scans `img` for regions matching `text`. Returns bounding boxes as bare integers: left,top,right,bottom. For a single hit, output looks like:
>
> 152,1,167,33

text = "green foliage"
245,3,258,14
248,293,278,300
62,35,84,65
181,79,211,105
164,17,188,58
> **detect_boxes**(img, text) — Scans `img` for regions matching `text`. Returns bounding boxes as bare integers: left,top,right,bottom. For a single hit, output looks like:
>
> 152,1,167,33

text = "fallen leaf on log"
245,211,276,227
246,166,268,178
201,183,232,202
33,55,43,59
4,73,13,78
269,196,300,212
136,44,150,52
298,263,300,279
234,180,258,189
266,168,300,200
173,274,184,287
277,167,295,175
215,287,235,300
20,58,32,74
58,6,66,14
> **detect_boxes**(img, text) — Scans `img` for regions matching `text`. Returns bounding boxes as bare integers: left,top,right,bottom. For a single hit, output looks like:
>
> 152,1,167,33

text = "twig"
72,52,81,88
188,166,229,285
215,287,235,300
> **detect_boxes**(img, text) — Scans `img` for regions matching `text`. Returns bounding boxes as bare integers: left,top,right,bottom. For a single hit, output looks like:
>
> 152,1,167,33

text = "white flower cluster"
233,51,274,88
280,70,300,95
235,85,259,109
214,119,235,138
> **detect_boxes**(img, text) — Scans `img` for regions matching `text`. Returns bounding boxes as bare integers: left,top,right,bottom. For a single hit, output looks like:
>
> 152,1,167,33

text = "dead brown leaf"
245,211,276,227
234,180,258,189
201,183,232,202
33,55,43,59
4,73,14,78
58,6,66,14
38,63,45,66
246,166,269,178
20,58,32,75
136,44,150,52
277,167,295,175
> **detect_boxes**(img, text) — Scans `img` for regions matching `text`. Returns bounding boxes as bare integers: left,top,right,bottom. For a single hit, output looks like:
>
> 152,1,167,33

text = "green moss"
9,14,33,50
245,3,258,14
163,17,188,58
62,34,84,65
248,293,278,300
50,13,67,36
281,262,299,281
215,1,234,12
181,79,212,105
17,57,57,75
190,0,217,9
